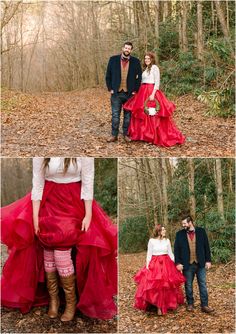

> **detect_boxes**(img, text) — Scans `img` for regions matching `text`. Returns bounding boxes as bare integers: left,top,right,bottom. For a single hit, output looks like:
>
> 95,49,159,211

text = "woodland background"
119,157,235,333
119,158,235,263
1,158,117,216
1,0,235,116
1,0,235,157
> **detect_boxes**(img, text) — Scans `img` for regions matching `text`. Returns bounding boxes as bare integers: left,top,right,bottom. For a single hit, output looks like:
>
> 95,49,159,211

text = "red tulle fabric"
134,255,186,314
124,84,185,147
1,181,117,320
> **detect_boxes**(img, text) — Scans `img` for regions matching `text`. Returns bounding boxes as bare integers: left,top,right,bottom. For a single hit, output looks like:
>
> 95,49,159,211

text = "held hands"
205,262,211,270
110,90,114,94
176,264,184,271
81,215,92,232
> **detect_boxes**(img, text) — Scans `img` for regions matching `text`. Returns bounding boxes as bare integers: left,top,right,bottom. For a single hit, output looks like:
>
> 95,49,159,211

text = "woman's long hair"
152,224,166,239
142,52,156,73
43,158,77,174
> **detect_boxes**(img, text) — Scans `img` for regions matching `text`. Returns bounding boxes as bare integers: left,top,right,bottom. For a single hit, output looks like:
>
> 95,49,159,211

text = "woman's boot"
46,271,60,318
60,274,77,322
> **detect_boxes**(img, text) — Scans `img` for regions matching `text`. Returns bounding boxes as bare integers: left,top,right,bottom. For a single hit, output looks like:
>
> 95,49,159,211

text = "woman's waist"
152,253,168,257
45,178,81,185
141,82,155,86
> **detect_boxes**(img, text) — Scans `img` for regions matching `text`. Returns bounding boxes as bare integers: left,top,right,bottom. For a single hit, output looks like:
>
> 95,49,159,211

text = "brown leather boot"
123,135,132,142
60,274,77,322
107,136,118,143
186,304,194,312
46,271,60,318
201,306,214,313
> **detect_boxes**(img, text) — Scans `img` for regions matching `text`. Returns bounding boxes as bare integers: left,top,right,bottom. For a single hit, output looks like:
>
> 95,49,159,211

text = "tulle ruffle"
1,181,117,319
134,254,185,314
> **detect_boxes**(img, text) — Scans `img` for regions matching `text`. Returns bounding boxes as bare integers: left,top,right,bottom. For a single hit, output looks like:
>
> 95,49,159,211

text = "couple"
106,41,185,146
134,215,214,316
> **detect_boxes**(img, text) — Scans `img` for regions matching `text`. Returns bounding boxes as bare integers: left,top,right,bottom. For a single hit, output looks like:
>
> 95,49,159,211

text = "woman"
134,225,185,315
124,52,185,146
1,158,117,321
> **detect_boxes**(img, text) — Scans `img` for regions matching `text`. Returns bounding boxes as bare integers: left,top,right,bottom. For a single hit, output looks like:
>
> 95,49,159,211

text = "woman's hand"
33,216,40,235
149,94,155,101
81,215,92,232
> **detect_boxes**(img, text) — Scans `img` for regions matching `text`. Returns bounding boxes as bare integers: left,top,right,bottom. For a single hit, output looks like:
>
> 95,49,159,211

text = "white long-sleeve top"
31,157,94,201
142,64,160,90
146,238,174,269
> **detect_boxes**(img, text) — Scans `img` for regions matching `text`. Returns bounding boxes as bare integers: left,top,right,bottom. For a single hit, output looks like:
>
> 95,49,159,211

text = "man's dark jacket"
105,55,142,96
174,227,211,270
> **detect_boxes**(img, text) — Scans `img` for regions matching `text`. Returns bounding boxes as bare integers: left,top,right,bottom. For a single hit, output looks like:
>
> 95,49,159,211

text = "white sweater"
142,64,160,90
146,238,174,268
31,157,94,201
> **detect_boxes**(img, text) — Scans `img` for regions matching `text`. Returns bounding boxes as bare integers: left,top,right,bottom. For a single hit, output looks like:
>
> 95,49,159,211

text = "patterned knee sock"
44,249,56,273
54,249,75,277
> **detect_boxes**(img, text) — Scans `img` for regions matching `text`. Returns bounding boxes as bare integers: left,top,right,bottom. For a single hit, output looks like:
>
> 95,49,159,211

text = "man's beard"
184,226,190,231
122,51,130,58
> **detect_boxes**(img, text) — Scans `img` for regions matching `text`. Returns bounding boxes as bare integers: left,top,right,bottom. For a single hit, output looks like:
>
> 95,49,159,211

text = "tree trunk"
161,159,168,227
188,159,196,220
154,0,160,54
182,1,188,52
214,0,230,40
215,159,224,221
197,0,203,61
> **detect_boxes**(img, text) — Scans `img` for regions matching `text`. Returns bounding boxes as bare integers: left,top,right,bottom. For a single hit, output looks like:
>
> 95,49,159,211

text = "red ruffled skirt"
134,255,185,314
1,181,117,320
124,84,185,147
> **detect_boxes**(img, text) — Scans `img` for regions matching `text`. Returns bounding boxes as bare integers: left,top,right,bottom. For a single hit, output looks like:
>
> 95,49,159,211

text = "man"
174,215,214,313
105,42,142,142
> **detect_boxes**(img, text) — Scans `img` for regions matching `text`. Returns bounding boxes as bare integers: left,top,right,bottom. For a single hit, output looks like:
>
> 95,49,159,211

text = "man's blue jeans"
183,262,208,307
111,91,131,137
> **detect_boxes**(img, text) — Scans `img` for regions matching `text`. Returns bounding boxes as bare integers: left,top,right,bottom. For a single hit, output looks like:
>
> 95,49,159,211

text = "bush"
94,159,117,216
119,216,149,253
197,210,235,263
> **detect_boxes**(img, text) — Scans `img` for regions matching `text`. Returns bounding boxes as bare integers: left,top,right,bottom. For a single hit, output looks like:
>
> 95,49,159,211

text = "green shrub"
119,216,149,253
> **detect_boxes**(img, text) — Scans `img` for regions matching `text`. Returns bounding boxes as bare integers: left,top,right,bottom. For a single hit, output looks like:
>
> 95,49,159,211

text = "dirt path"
1,88,234,157
119,253,235,334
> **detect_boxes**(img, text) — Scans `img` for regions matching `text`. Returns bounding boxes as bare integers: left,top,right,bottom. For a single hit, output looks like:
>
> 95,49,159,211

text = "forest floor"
119,253,235,334
1,88,234,157
0,245,117,333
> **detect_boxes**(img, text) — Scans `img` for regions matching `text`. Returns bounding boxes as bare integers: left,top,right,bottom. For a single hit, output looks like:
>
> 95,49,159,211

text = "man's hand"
110,90,114,94
205,262,211,270
176,264,184,271
131,91,136,95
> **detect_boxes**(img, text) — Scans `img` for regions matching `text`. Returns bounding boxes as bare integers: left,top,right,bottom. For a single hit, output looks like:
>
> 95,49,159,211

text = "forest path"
1,88,234,157
119,253,235,334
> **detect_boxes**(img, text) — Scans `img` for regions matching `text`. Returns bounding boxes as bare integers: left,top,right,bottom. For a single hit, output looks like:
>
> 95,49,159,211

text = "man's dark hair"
123,41,133,49
181,214,193,223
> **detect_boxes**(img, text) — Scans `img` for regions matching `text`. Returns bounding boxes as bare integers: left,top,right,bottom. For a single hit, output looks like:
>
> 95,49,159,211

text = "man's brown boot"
46,271,60,318
201,306,214,313
186,304,194,312
60,274,77,322
123,135,132,142
107,136,118,143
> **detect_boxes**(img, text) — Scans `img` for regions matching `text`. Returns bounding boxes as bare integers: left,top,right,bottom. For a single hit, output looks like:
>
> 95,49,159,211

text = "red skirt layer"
1,181,117,320
124,84,185,147
134,255,185,314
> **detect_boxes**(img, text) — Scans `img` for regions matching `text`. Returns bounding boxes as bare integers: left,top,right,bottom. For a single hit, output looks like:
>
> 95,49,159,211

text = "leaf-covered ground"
0,245,117,333
119,253,235,334
1,88,234,157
